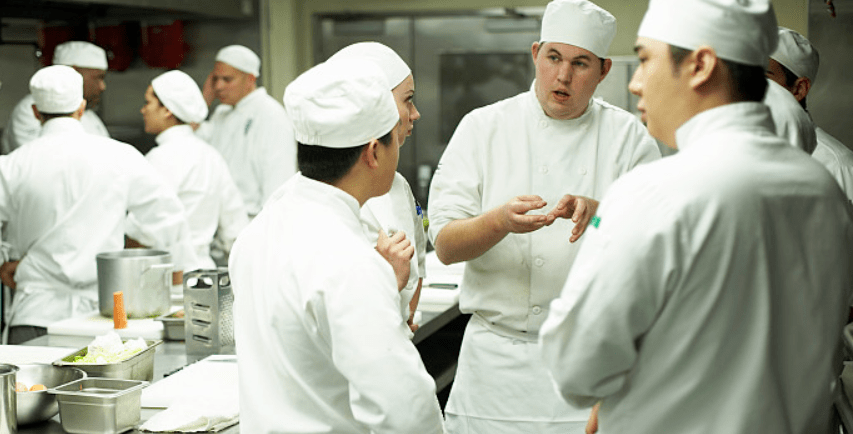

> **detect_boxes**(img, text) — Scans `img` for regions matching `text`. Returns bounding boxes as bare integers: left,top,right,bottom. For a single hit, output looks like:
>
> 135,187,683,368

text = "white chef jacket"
229,173,444,434
540,102,853,434
764,79,817,154
361,172,426,324
0,117,194,328
196,87,296,217
126,125,248,270
812,126,853,205
427,83,660,427
1,93,109,155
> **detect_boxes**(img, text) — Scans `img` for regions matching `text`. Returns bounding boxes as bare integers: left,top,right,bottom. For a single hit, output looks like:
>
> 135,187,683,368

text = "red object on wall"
37,24,79,66
140,21,189,69
91,24,134,72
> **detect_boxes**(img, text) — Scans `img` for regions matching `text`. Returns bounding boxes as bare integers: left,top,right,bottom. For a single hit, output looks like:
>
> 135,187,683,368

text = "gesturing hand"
546,194,600,243
375,229,414,291
497,195,553,234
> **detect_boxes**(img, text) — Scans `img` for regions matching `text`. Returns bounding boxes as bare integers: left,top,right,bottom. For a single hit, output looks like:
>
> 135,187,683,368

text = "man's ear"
791,76,811,103
598,58,613,84
74,100,87,118
687,46,718,90
31,104,43,123
363,139,381,169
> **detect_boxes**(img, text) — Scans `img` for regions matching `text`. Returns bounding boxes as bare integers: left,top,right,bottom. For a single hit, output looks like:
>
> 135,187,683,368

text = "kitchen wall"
0,17,260,153
261,0,809,102
808,0,853,147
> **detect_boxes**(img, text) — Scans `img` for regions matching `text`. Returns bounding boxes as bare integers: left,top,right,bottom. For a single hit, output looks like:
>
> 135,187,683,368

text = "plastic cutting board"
47,313,164,340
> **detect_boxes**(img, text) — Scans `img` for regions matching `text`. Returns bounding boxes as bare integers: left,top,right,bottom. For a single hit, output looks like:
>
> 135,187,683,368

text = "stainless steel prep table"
16,303,464,433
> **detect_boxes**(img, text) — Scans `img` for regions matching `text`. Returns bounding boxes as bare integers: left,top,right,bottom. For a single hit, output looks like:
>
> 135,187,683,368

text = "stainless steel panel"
808,0,853,149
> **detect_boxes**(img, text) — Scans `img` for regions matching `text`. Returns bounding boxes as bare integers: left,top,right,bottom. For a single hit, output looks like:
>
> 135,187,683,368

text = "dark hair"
150,89,186,125
776,62,807,109
38,112,74,121
297,129,394,183
669,45,767,102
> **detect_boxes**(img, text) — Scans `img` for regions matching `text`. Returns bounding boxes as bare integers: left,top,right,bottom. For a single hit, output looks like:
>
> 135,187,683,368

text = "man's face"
629,37,691,149
532,41,610,120
391,74,420,142
211,61,255,106
140,85,171,135
75,67,106,108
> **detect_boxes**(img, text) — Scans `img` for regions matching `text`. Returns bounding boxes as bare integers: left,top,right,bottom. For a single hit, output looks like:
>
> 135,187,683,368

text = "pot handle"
141,263,174,290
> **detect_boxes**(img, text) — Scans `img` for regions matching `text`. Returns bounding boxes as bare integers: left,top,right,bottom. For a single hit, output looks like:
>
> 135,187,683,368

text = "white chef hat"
770,27,819,83
638,0,778,67
284,58,398,149
326,42,411,89
215,45,261,77
53,41,108,70
30,65,84,114
151,70,208,124
540,0,616,58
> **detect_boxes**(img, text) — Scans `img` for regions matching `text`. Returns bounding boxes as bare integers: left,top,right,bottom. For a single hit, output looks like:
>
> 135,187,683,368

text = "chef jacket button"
539,165,548,174
532,305,542,315
534,258,544,267
579,167,588,175
539,120,548,129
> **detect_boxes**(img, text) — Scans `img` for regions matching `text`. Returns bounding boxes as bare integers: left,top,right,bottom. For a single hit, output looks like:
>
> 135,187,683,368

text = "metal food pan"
156,310,186,341
50,377,147,434
53,340,163,382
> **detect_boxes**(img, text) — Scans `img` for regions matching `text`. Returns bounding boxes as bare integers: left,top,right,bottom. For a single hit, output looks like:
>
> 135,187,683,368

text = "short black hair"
297,129,394,184
38,112,74,121
669,45,767,102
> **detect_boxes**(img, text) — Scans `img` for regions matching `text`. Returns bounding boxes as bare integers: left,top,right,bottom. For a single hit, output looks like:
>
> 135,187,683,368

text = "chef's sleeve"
123,153,198,271
539,178,677,407
251,108,297,206
215,162,249,253
427,112,485,245
3,100,41,154
318,253,444,434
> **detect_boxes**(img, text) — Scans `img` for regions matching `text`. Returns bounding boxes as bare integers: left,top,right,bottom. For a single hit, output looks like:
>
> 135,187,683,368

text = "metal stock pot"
96,249,173,319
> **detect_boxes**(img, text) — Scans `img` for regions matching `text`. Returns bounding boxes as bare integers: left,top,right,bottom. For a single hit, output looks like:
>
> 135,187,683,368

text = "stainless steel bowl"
15,364,86,425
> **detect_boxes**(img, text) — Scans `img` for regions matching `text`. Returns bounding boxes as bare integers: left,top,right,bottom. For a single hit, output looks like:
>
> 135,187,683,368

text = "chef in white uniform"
130,70,249,270
540,1,853,433
766,27,853,204
427,0,660,432
229,58,444,434
764,76,817,154
196,45,296,217
328,42,426,333
0,66,194,344
2,41,109,154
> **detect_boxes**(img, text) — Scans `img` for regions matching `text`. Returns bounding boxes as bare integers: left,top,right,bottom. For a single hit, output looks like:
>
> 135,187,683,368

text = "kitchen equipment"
184,269,233,356
15,364,86,425
53,340,163,382
155,310,185,341
97,249,173,319
47,314,164,340
50,378,148,434
0,364,17,434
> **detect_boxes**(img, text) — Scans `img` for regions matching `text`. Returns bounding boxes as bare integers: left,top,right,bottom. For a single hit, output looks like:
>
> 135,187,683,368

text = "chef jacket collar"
155,124,195,147
676,102,775,152
527,80,595,126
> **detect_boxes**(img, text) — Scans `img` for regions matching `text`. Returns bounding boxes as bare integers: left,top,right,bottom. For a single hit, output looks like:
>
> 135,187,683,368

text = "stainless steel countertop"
16,303,460,433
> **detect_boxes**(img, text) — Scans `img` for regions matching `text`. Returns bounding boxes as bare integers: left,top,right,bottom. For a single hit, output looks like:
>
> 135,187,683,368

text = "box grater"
183,268,233,356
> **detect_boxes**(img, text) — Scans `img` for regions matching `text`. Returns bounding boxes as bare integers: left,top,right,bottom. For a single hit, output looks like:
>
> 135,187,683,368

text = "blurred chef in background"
130,70,249,270
327,42,426,334
2,41,109,154
426,0,660,432
197,45,296,218
540,1,853,432
229,58,444,433
0,65,195,344
766,26,853,203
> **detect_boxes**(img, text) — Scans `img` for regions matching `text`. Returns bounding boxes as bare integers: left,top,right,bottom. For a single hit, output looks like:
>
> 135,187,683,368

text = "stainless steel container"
184,269,233,356
15,364,86,426
97,249,173,318
156,310,185,341
0,364,17,434
49,378,147,434
53,340,163,382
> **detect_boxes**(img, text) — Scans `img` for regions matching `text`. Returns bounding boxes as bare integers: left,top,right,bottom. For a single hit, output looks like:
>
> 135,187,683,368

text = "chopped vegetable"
70,331,147,364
